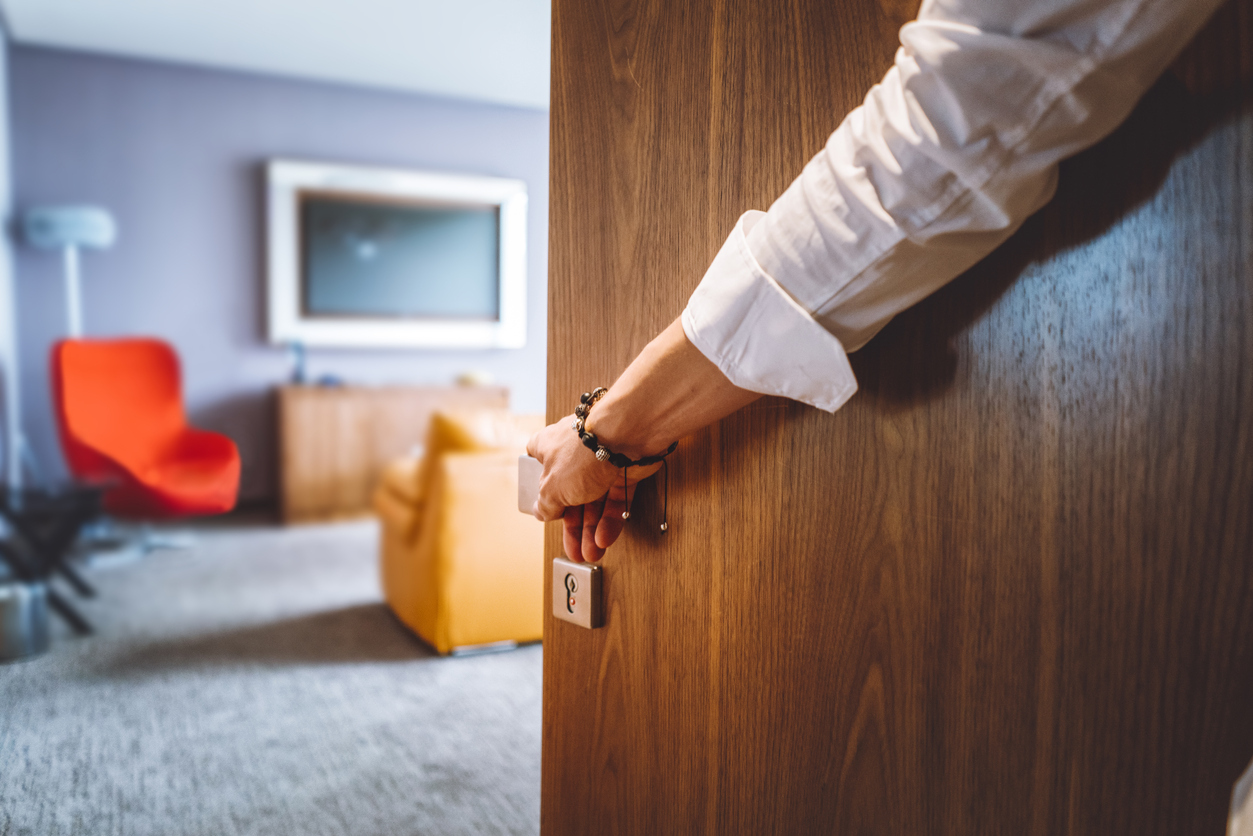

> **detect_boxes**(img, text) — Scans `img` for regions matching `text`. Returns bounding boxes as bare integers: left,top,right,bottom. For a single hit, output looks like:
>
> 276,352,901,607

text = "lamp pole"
14,205,117,491
63,244,82,338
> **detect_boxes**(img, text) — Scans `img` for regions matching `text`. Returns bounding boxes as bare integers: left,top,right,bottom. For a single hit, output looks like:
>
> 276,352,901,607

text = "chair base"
449,640,521,657
74,518,198,568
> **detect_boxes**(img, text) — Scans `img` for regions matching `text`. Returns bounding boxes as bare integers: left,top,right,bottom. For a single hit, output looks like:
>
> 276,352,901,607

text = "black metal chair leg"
55,560,97,598
0,540,37,581
3,484,105,638
47,588,93,636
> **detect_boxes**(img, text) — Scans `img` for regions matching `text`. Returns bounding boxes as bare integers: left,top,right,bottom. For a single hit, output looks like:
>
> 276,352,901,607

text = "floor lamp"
10,206,116,490
21,206,117,339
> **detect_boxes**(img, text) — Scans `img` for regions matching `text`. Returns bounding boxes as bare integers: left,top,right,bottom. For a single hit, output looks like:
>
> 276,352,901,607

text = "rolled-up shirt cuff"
681,211,859,413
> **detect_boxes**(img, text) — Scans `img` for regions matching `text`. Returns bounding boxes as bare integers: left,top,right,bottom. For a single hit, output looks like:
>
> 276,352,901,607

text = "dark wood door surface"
542,1,1253,833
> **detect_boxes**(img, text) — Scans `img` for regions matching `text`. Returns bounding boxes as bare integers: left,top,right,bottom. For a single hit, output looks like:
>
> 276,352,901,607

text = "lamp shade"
22,206,117,250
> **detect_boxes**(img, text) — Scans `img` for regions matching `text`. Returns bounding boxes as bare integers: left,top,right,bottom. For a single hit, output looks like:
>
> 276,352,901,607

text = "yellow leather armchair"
374,410,545,654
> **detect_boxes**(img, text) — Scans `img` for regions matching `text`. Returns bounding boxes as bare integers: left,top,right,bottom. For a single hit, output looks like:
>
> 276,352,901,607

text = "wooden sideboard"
277,384,509,524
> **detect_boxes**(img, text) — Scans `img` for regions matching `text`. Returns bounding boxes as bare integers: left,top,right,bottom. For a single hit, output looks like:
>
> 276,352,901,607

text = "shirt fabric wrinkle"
681,0,1223,412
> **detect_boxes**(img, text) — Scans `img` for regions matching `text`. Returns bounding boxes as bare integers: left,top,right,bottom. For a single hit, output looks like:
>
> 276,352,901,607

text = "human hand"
526,415,661,562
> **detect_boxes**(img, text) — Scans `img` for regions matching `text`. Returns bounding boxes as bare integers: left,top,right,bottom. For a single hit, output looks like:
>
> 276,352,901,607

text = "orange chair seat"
52,339,240,519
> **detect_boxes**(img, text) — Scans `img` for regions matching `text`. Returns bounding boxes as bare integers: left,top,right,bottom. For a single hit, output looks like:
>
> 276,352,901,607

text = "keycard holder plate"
552,557,603,629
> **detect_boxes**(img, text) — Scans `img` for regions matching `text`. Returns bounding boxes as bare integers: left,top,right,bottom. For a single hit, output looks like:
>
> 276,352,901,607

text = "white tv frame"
266,159,527,349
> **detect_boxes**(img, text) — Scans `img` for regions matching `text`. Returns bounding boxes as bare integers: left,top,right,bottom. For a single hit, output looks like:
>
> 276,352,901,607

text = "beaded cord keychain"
572,387,677,534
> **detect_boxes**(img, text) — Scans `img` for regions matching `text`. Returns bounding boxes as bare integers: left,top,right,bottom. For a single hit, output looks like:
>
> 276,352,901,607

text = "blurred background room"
0,1,551,833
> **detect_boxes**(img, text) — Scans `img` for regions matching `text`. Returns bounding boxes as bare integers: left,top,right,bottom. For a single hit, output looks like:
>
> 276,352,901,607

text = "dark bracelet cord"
577,432,677,469
573,388,677,532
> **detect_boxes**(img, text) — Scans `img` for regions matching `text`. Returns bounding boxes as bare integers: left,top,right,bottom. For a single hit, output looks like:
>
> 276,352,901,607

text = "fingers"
563,506,584,563
596,482,637,549
540,453,661,560
562,500,608,562
525,431,540,461
581,499,606,562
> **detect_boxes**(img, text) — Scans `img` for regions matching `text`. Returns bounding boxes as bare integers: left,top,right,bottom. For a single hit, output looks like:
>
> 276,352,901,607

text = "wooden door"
543,1,1253,833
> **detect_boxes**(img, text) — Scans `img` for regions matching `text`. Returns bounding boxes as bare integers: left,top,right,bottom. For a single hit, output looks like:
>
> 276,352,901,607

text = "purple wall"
9,46,548,502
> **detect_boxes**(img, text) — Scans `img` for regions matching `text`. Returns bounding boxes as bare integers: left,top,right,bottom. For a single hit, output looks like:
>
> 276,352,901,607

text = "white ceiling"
0,0,551,110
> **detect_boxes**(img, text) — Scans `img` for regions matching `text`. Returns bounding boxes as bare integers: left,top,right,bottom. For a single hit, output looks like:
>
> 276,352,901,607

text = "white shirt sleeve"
681,0,1223,413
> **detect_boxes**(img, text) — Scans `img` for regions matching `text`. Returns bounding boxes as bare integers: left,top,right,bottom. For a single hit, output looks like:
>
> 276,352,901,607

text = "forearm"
585,317,760,459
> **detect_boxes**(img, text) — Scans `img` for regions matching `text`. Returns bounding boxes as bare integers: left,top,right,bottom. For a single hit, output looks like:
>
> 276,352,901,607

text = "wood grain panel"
544,0,1253,833
277,385,507,523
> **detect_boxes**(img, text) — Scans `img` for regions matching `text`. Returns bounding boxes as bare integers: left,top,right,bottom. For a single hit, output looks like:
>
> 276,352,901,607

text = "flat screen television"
266,159,527,348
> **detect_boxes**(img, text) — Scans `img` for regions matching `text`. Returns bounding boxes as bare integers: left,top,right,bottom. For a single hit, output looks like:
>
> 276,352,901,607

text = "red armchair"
51,338,240,518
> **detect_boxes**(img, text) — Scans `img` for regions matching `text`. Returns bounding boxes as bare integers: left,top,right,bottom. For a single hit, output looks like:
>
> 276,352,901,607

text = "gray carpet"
0,520,542,836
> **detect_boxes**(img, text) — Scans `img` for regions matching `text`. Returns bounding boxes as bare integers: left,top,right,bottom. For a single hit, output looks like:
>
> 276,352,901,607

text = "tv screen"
267,159,527,349
300,193,501,321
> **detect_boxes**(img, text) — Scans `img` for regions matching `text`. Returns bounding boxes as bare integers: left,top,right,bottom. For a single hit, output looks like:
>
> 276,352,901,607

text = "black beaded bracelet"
572,387,677,531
